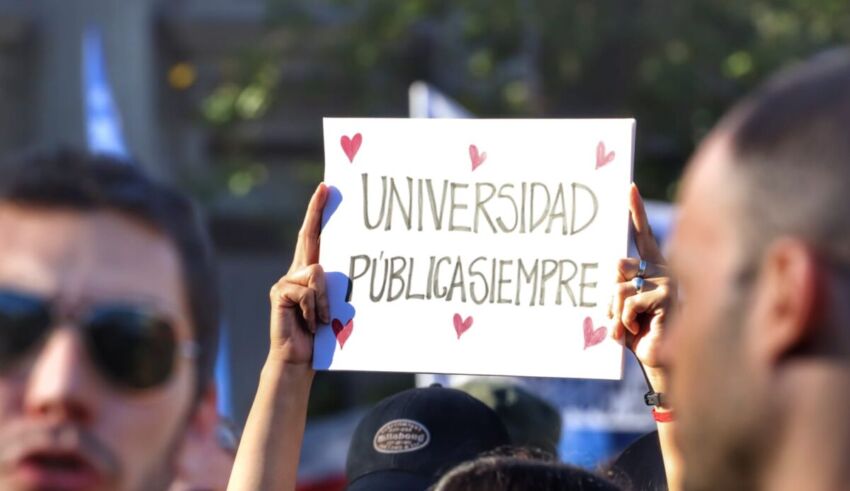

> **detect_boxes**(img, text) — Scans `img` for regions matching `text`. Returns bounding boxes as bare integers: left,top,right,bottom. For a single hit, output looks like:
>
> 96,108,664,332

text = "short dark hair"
0,148,219,396
432,456,621,491
723,48,850,263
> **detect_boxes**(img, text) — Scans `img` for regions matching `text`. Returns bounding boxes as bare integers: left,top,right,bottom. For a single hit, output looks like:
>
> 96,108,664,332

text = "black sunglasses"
0,288,197,390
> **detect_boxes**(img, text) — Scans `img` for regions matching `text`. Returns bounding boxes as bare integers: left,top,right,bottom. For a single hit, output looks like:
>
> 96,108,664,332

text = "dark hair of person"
602,431,668,491
479,445,559,463
431,456,622,491
0,148,219,397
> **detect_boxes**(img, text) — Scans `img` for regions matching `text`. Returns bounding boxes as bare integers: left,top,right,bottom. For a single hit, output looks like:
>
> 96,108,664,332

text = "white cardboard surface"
315,118,635,379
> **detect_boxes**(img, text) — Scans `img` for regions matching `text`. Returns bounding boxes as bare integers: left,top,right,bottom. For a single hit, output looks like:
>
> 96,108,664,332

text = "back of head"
722,48,850,268
345,386,510,490
0,148,219,393
432,457,621,491
458,378,562,456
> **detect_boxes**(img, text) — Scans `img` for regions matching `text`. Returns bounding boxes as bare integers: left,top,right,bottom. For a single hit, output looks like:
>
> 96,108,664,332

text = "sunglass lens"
86,307,176,390
0,290,51,370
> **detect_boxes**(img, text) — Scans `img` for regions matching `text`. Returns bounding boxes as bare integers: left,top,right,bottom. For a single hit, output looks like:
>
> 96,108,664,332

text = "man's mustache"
0,422,121,479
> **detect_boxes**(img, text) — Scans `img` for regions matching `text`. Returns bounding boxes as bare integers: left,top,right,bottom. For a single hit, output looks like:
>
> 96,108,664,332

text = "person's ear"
748,238,821,364
189,384,219,438
172,383,218,468
173,385,233,489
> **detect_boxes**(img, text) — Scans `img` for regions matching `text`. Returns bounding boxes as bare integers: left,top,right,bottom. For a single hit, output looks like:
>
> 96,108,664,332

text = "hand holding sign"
267,183,330,365
608,184,674,370
233,184,328,491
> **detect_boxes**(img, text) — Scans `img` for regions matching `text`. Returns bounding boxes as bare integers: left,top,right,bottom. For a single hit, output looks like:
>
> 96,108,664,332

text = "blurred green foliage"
202,0,850,200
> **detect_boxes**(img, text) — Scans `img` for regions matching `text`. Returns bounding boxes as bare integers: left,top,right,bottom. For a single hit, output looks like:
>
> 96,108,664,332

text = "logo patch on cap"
373,419,431,454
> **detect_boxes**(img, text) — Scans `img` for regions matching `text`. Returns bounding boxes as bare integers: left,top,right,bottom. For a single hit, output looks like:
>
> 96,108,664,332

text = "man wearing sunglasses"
0,150,220,491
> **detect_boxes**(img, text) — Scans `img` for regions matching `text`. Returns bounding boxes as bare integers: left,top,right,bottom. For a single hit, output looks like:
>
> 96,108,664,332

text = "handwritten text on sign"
315,118,635,379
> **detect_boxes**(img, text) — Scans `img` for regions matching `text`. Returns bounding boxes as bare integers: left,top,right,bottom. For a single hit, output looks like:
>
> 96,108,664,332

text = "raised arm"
609,184,683,491
228,183,329,491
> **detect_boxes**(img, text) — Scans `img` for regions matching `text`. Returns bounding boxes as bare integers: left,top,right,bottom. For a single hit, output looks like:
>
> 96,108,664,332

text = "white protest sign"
315,118,635,379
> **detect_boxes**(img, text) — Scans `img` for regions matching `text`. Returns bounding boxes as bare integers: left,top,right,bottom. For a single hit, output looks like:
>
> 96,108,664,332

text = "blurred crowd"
0,39,849,491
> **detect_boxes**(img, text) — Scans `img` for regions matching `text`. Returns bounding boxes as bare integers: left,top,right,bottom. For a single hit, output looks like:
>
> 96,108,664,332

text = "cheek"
670,258,734,363
100,392,187,436
95,368,195,482
668,291,727,396
0,379,22,418
672,296,713,355
0,369,30,418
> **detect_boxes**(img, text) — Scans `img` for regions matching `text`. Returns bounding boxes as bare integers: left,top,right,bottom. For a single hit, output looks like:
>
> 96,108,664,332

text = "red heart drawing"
596,141,615,169
469,144,487,171
583,316,607,349
340,133,363,163
332,318,354,349
453,313,474,339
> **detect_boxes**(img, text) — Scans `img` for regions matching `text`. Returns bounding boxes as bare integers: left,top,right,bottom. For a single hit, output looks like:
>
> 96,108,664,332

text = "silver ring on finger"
633,276,645,293
637,259,647,279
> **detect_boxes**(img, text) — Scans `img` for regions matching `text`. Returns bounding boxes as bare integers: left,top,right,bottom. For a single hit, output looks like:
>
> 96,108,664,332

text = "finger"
611,278,660,339
624,332,637,352
629,184,665,265
610,281,637,341
286,265,329,324
291,183,329,271
615,257,668,282
298,287,318,334
271,281,318,334
621,286,670,337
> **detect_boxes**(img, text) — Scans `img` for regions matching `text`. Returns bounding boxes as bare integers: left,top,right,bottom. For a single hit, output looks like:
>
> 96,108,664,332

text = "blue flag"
82,25,129,159
215,323,233,418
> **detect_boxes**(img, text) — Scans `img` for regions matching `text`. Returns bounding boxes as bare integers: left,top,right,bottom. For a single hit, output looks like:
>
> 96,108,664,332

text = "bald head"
666,48,850,491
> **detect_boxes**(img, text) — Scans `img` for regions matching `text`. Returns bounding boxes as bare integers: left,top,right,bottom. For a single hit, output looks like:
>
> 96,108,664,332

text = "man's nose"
23,327,100,424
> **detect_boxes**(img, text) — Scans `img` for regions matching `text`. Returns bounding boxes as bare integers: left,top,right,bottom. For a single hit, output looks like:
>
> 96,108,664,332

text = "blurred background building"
0,0,848,485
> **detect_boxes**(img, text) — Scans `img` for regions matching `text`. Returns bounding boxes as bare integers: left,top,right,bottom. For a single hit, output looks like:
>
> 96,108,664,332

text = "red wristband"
652,407,675,423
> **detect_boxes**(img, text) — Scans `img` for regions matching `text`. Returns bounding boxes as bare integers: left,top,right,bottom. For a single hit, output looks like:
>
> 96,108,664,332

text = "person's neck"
762,361,850,491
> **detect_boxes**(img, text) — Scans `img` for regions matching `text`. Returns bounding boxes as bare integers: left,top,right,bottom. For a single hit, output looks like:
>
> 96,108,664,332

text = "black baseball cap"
345,385,511,490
